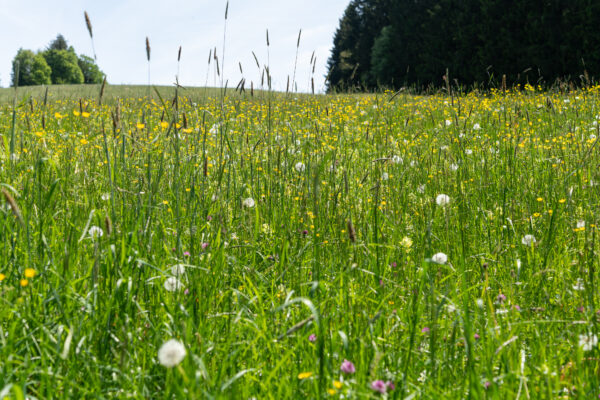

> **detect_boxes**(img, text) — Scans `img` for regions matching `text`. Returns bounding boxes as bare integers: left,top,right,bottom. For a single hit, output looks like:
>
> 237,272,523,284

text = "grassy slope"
0,84,599,399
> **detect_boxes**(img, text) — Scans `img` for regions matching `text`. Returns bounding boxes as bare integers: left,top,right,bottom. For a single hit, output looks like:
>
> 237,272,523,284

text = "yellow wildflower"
24,268,36,278
298,372,313,380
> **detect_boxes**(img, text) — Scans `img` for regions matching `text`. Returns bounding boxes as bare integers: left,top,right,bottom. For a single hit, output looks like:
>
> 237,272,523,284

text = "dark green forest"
326,0,600,91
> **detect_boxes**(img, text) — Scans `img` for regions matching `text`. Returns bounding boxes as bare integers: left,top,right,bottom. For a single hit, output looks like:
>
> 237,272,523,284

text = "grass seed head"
84,11,93,38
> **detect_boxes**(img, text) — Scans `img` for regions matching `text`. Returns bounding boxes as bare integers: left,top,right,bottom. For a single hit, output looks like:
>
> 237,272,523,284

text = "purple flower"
386,381,395,391
390,262,397,268
183,251,190,256
484,381,491,390
474,333,480,340
207,215,213,221
497,293,507,303
308,334,317,343
578,306,585,313
302,230,309,235
201,242,209,250
371,380,387,394
514,304,521,311
340,359,355,374
184,288,189,295
421,327,430,333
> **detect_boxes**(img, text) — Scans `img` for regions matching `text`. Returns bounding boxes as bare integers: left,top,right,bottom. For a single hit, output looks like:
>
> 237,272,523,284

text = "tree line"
11,34,104,87
326,0,600,91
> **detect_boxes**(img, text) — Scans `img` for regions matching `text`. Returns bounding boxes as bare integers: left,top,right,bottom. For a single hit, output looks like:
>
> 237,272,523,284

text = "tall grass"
0,5,599,400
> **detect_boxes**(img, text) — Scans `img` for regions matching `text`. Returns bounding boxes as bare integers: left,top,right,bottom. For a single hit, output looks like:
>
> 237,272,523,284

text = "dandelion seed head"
158,339,186,367
436,194,450,206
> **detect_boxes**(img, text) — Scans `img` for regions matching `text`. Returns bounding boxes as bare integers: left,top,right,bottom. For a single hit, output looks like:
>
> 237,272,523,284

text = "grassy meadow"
0,83,599,399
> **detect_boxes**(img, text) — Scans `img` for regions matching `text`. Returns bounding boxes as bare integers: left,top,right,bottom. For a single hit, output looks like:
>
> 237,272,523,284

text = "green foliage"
11,49,52,87
43,49,84,85
10,34,104,87
78,55,104,84
327,0,600,90
326,0,392,91
48,34,68,51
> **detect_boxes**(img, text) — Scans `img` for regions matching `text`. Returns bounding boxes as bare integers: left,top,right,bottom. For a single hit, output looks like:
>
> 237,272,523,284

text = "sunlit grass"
0,84,599,398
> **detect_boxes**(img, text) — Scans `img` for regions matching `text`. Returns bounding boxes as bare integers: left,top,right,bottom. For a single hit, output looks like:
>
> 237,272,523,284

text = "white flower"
440,145,449,151
170,264,186,277
521,234,536,246
473,123,481,130
445,120,452,126
578,333,598,352
88,226,104,239
295,162,306,173
417,184,426,193
400,236,413,250
391,155,403,164
158,339,186,367
164,277,184,292
101,193,110,201
436,194,450,206
432,252,448,264
476,298,484,309
465,149,473,155
381,172,389,181
450,163,459,171
242,197,255,208
576,220,585,229
572,278,585,291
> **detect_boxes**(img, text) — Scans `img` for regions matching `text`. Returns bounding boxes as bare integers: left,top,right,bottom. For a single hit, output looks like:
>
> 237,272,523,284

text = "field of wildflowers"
0,83,599,398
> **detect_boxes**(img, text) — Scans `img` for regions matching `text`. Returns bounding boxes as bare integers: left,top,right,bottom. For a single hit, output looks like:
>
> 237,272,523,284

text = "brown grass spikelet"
104,215,112,236
2,188,24,227
99,76,107,105
347,218,356,243
145,37,151,61
84,11,93,38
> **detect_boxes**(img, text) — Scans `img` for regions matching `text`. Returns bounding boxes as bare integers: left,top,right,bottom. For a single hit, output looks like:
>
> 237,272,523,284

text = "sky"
0,0,350,92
